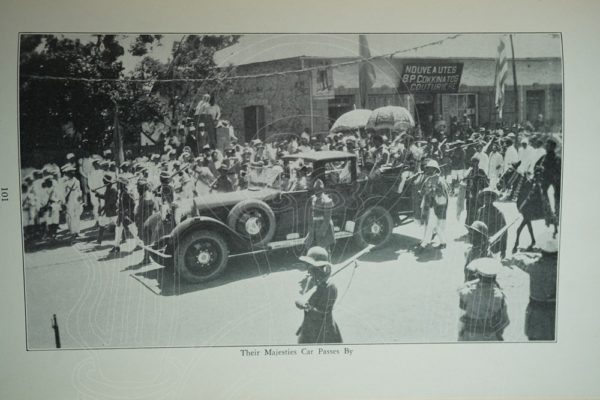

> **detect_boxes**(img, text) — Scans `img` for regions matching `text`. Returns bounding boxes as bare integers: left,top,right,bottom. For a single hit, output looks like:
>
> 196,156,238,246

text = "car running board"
268,231,354,250
229,231,355,258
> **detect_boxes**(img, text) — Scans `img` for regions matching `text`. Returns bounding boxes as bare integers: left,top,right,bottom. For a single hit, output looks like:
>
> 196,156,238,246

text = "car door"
270,189,311,241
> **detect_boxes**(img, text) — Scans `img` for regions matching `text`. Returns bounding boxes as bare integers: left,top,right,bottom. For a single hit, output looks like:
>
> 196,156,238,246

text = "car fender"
169,215,249,249
357,195,389,214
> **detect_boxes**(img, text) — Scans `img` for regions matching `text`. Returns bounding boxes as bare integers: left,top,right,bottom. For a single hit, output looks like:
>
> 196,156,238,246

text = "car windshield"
247,165,282,190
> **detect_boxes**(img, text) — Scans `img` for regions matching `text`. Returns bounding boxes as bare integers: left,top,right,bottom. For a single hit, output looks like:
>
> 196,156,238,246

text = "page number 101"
1,188,8,202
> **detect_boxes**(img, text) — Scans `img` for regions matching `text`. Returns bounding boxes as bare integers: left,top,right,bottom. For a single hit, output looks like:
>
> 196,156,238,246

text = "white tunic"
503,146,519,171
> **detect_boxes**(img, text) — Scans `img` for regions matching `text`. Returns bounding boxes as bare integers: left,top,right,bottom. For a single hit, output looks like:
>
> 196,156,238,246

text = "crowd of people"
20,109,562,342
21,114,562,254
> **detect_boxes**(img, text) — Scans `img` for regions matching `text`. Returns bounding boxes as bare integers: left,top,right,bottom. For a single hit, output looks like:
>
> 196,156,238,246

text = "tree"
129,35,163,57
135,35,240,130
19,34,126,166
19,34,239,167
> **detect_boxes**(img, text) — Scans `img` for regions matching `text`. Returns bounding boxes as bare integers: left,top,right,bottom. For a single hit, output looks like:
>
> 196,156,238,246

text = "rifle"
488,215,522,247
91,162,193,193
38,187,57,215
298,244,374,303
64,181,78,204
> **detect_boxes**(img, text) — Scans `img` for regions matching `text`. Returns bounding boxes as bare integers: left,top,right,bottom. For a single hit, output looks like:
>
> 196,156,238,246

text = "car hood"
177,188,282,213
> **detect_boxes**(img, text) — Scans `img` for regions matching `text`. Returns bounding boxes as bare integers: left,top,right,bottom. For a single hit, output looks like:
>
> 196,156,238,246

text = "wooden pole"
308,70,314,134
509,34,519,124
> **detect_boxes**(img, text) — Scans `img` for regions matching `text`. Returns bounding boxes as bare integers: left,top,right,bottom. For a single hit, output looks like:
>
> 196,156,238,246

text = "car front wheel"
174,230,229,283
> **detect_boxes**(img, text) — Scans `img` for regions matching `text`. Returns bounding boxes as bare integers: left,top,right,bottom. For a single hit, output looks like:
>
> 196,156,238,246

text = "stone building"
215,35,562,142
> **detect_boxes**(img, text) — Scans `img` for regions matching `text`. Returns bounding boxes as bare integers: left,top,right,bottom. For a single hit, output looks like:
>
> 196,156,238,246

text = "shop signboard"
399,61,463,93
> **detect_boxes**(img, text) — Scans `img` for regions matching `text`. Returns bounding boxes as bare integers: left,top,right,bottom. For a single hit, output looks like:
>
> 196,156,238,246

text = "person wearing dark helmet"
503,229,558,340
136,178,159,265
295,246,342,344
534,137,561,224
110,175,138,254
463,155,490,226
304,179,335,256
476,188,507,258
95,174,118,245
415,159,449,252
464,220,492,282
459,257,510,341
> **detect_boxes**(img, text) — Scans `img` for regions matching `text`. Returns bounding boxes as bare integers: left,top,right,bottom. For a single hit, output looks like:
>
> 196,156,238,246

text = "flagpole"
112,99,124,166
308,70,314,134
509,34,519,123
492,49,499,124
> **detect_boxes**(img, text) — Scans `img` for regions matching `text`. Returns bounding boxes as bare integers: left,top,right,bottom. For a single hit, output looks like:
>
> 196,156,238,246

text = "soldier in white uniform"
22,181,36,240
62,165,84,240
472,141,489,177
487,142,504,189
40,174,62,239
517,138,533,175
502,133,519,171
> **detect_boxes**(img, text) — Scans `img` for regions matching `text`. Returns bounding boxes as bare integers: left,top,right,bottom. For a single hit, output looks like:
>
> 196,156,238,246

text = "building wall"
218,56,562,139
219,58,313,142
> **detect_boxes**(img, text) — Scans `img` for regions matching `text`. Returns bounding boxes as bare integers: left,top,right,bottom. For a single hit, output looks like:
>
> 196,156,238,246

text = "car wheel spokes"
363,212,389,243
240,210,266,238
186,239,221,275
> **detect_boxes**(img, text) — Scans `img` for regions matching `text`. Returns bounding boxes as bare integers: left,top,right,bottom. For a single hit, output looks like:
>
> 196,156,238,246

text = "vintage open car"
145,151,416,283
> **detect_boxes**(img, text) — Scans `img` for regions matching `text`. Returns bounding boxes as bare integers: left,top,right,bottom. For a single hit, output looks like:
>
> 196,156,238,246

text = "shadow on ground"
131,233,423,296
132,247,308,296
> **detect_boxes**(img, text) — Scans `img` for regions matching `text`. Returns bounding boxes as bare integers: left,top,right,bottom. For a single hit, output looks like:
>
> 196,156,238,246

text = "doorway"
243,105,266,142
526,90,546,124
415,102,434,137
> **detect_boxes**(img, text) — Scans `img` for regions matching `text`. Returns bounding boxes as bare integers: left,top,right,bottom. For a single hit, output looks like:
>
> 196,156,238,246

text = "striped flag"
494,35,509,119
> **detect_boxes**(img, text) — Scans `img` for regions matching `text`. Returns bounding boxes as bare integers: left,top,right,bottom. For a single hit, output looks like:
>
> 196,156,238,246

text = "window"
441,93,478,126
328,95,355,128
526,90,545,123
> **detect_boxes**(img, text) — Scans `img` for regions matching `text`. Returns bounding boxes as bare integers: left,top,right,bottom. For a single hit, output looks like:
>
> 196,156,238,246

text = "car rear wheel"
174,230,229,283
354,205,394,248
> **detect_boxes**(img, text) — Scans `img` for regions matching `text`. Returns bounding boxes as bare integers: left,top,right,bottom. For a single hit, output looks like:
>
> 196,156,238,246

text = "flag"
358,34,376,109
494,35,509,119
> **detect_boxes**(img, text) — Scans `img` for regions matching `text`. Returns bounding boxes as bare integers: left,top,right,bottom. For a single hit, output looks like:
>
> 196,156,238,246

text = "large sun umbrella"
366,106,415,131
330,109,372,133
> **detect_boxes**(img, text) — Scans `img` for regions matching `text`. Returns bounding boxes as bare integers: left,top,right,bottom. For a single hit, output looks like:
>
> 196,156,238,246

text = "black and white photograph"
19,32,563,350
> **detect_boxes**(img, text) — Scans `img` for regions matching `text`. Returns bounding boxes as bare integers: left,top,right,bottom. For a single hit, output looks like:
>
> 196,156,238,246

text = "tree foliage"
135,35,240,126
19,34,239,167
129,34,163,57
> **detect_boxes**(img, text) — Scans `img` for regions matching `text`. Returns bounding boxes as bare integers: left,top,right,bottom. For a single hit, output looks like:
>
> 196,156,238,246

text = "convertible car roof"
282,150,356,162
